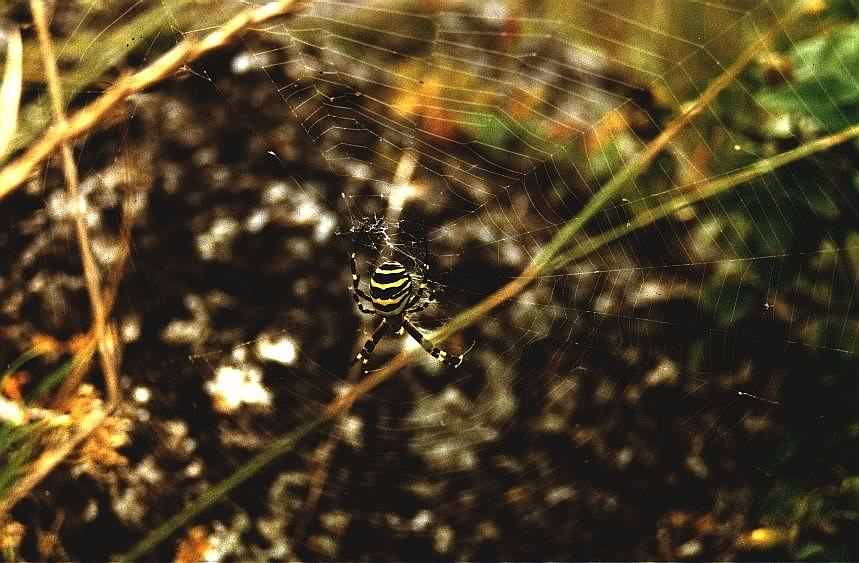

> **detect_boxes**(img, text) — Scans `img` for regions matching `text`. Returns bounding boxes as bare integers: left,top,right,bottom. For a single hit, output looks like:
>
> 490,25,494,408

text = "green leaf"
468,111,515,148
757,23,859,131
825,0,859,19
0,421,45,500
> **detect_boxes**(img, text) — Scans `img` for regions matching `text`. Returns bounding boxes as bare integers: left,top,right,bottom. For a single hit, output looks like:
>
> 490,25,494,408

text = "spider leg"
406,299,431,315
349,251,375,315
352,291,375,315
353,319,389,372
424,285,440,302
407,282,441,315
402,318,464,369
403,286,426,313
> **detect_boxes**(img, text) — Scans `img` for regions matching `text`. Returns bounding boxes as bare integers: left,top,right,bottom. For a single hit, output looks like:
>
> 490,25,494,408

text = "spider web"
3,0,859,560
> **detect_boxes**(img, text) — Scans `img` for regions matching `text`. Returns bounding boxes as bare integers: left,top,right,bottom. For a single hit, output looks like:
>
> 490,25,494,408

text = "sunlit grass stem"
119,419,325,563
0,0,304,201
30,0,115,405
549,122,859,272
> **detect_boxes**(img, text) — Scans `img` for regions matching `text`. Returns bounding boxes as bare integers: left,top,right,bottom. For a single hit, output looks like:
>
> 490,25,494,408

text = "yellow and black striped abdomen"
370,261,412,317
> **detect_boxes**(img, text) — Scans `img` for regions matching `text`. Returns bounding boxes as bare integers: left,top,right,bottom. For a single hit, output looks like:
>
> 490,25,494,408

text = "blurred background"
1,0,859,559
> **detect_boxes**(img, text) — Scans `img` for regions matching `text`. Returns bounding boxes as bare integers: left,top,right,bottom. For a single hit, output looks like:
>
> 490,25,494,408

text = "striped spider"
349,252,465,372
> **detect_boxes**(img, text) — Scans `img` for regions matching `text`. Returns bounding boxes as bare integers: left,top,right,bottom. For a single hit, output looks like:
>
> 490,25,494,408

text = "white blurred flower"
206,365,272,413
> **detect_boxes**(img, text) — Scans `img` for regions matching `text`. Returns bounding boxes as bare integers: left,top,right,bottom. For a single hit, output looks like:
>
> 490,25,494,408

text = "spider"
349,251,465,372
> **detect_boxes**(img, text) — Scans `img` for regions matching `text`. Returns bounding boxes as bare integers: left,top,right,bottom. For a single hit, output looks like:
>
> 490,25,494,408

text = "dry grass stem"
0,0,304,202
52,180,137,407
0,0,128,521
30,0,116,409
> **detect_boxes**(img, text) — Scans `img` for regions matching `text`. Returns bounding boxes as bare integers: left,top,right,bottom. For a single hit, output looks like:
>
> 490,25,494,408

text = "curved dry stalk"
30,0,115,409
0,0,305,202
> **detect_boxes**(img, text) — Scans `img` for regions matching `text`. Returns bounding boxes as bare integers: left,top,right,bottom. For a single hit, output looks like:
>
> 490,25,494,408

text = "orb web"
2,0,857,559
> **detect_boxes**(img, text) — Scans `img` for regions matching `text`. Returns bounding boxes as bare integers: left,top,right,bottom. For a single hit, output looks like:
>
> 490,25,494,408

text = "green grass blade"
0,421,45,501
529,1,802,271
118,417,329,563
2,348,44,378
548,122,859,273
26,357,76,403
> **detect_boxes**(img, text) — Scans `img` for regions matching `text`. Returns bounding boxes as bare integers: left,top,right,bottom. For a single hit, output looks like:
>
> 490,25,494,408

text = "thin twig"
0,0,304,202
51,152,138,408
103,176,138,312
292,322,363,542
30,0,116,409
292,437,337,541
0,119,154,526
